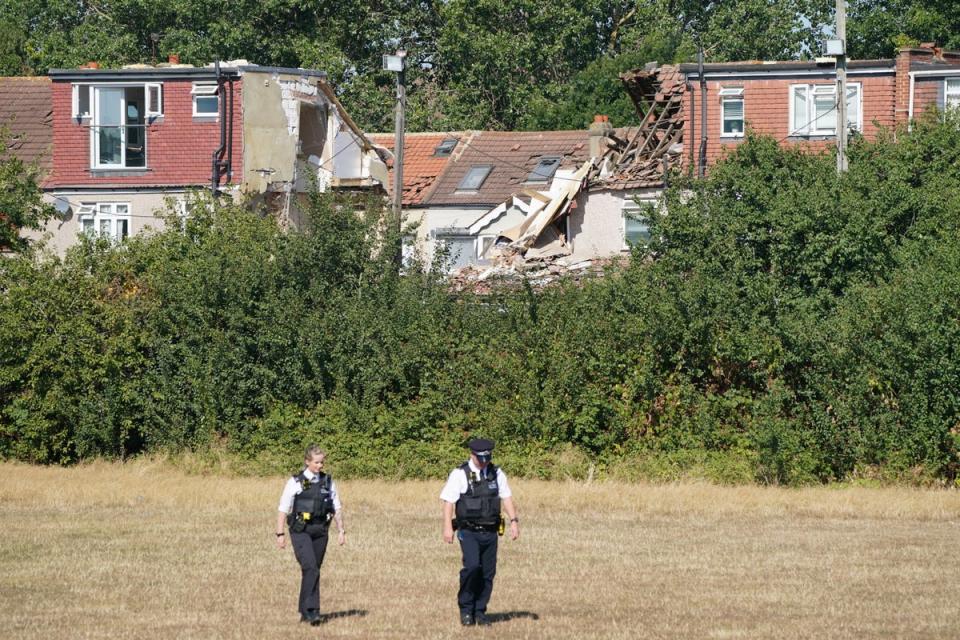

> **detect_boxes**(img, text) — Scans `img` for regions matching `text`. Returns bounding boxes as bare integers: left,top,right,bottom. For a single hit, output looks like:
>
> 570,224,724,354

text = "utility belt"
454,515,504,535
287,511,331,534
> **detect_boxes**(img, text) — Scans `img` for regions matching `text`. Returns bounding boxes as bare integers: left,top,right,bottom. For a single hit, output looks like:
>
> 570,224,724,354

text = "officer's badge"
301,478,311,491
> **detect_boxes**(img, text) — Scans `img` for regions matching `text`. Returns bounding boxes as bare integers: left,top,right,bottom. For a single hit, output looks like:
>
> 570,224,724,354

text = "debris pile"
447,257,626,295
445,64,682,286
598,64,685,189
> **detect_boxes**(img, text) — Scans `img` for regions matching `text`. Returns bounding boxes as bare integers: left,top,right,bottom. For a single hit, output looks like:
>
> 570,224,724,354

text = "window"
477,235,496,262
433,138,457,156
72,85,91,120
146,83,163,119
192,82,219,117
457,165,492,191
946,78,960,110
92,86,149,169
790,83,861,136
77,203,131,241
719,87,744,137
622,201,652,248
526,156,561,183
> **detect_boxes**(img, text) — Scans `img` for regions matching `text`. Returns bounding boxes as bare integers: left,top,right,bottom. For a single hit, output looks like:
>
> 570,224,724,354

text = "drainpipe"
698,47,707,178
687,77,696,176
210,60,227,196
226,78,234,183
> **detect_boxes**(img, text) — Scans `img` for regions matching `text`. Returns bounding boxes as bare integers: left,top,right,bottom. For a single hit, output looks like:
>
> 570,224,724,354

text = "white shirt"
277,469,342,514
440,460,512,504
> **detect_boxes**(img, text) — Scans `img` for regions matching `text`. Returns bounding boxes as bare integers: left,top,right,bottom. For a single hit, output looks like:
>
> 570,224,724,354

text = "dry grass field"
1,460,959,639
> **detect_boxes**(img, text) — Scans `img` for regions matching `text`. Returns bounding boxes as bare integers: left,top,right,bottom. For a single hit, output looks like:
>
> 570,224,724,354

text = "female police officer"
276,444,346,625
440,438,520,626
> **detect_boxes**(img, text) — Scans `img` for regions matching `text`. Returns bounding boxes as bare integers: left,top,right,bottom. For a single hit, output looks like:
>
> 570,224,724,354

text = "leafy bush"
4,117,960,484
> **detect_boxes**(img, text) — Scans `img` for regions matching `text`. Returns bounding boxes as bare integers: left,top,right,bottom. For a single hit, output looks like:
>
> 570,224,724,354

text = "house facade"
664,44,960,176
27,60,385,254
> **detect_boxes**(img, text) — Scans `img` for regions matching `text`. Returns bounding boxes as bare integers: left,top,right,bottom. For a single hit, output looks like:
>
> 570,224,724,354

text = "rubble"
447,256,628,295
598,64,685,190
445,64,682,287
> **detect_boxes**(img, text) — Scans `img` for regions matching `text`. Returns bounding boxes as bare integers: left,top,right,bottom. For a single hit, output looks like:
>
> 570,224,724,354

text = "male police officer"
276,445,346,625
440,438,520,626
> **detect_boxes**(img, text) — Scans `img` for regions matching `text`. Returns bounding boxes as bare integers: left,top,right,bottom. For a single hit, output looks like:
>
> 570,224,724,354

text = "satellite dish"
54,198,72,216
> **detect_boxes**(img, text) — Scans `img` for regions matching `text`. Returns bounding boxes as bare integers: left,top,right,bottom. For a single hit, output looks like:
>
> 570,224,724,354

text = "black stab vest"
292,471,335,520
454,462,501,526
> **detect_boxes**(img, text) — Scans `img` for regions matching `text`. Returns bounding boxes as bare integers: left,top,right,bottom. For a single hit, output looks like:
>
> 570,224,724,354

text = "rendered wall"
29,190,186,255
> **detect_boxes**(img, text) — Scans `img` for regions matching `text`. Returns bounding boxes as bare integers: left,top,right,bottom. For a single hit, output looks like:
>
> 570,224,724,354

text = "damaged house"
378,43,960,284
11,58,386,254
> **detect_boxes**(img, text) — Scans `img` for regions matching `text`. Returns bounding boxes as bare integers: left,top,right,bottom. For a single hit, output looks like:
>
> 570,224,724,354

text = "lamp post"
383,50,407,269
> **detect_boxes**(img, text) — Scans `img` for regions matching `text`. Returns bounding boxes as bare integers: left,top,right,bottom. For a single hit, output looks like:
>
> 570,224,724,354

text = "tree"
847,0,960,59
0,127,55,253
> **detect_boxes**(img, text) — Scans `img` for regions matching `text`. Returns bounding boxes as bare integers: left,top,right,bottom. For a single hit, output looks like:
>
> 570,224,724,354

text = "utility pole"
836,0,848,172
384,49,407,269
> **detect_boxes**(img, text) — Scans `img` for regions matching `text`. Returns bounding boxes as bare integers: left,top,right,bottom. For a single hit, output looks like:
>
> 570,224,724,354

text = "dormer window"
719,87,744,137
790,83,861,136
526,156,561,183
457,165,492,191
192,82,219,117
434,138,457,156
92,86,149,169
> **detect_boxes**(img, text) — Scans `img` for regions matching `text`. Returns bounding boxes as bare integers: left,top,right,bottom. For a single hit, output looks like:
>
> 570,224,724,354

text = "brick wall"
912,77,942,119
48,78,243,187
683,72,895,169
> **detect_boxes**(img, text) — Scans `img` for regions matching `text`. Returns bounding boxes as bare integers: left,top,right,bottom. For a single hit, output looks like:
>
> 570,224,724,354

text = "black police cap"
468,438,495,455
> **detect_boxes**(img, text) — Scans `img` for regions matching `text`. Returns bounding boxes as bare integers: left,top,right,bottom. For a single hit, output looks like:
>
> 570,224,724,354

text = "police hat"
468,438,494,459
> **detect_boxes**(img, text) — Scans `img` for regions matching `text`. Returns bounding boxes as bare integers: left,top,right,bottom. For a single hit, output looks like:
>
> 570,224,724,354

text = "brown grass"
1,459,959,639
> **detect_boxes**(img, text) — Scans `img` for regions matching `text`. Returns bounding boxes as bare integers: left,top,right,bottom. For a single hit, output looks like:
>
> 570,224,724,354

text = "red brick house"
33,61,386,253
655,44,960,175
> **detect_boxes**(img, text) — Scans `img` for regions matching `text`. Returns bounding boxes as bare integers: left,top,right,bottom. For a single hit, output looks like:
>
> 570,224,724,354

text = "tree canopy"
0,0,886,131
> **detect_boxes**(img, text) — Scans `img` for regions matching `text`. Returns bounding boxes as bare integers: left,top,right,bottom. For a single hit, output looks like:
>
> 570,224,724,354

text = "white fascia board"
689,67,892,81
468,196,530,234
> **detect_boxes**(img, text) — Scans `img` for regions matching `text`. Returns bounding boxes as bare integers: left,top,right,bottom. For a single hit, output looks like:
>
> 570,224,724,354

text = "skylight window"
526,156,561,183
458,165,492,191
434,138,457,156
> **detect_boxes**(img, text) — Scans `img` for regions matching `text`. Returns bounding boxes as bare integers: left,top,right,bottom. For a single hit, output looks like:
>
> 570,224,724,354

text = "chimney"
79,61,100,69
589,114,613,158
168,54,180,65
895,44,936,126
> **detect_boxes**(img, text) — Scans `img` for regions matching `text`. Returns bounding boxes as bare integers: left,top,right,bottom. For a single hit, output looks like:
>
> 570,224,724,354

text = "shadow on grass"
487,611,540,623
318,609,368,624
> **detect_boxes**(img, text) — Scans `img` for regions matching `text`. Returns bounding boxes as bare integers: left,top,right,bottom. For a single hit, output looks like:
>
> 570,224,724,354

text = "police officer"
276,445,346,625
440,438,520,626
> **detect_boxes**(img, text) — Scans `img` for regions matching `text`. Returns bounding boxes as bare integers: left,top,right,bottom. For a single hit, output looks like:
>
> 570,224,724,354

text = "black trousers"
290,523,330,616
457,529,498,615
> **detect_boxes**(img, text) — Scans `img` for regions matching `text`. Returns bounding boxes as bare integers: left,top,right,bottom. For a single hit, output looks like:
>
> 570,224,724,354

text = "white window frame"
622,200,653,249
146,83,163,119
191,82,219,117
71,84,92,120
77,202,131,241
946,78,960,110
719,87,745,138
789,82,862,136
86,83,162,169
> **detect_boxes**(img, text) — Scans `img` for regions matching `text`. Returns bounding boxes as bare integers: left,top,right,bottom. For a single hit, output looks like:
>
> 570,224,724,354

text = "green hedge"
3,115,960,485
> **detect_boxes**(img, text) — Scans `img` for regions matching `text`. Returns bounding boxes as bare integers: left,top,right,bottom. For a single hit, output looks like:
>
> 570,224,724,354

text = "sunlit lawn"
1,460,958,639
